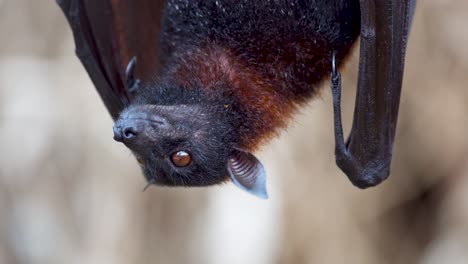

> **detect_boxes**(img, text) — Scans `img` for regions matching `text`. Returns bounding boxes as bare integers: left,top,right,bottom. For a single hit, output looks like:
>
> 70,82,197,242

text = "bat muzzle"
113,108,170,152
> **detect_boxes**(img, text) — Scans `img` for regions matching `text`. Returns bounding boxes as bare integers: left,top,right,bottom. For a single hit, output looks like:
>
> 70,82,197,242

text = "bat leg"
125,56,141,93
330,52,347,156
330,53,363,183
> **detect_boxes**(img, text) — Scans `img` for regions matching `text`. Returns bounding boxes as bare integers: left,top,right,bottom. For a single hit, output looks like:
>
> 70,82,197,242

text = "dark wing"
56,0,166,120
331,0,416,187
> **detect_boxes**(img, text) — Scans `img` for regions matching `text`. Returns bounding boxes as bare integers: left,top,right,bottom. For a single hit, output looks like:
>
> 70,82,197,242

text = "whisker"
143,178,156,192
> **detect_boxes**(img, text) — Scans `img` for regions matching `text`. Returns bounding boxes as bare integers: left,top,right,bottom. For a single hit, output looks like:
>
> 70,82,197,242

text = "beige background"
0,1,467,264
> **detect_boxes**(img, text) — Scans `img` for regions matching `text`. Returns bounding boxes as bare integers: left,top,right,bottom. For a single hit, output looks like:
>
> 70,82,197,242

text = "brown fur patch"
170,45,298,151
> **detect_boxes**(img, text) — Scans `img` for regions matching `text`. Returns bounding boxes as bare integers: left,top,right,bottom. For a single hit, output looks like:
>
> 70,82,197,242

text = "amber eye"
170,151,192,167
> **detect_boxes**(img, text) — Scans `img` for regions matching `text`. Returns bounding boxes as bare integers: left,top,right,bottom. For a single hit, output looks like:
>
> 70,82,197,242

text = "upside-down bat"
57,0,415,198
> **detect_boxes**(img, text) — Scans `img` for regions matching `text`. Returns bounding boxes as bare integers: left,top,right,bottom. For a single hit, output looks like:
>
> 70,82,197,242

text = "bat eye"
170,150,192,167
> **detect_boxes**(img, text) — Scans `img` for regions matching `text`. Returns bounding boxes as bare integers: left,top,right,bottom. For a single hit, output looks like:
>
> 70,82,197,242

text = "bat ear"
227,149,268,199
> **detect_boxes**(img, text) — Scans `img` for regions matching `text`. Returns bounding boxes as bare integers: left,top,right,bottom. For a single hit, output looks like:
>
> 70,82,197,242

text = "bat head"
113,103,268,199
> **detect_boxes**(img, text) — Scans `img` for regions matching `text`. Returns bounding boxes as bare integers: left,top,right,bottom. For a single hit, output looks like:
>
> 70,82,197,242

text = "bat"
57,0,415,198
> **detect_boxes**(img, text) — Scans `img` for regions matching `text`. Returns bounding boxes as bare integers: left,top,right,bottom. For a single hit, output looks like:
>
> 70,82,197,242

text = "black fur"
126,82,240,186
160,0,360,100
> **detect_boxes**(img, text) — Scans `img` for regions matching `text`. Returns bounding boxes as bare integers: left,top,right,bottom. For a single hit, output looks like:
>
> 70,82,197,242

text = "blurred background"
0,1,467,264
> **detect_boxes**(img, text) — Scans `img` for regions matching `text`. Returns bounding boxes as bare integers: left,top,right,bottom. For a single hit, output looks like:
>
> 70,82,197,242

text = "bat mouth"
141,167,186,187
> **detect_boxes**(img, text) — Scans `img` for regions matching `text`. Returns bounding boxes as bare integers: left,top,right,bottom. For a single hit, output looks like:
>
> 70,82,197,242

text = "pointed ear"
227,149,268,199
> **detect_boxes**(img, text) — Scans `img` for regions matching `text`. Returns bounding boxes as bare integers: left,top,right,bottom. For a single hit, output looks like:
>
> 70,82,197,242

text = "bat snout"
113,117,167,148
113,123,138,143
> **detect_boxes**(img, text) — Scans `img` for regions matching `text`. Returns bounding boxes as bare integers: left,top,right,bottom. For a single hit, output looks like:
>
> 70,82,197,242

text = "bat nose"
113,124,139,143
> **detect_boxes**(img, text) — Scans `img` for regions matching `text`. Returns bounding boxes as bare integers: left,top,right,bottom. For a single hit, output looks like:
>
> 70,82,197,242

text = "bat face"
113,103,232,187
113,100,268,198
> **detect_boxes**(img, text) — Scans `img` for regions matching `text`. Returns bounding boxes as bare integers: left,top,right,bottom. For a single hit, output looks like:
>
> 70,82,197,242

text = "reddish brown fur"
167,45,298,151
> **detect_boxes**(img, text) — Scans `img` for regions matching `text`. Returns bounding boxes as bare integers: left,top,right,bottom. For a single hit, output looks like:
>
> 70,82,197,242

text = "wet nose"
113,124,139,143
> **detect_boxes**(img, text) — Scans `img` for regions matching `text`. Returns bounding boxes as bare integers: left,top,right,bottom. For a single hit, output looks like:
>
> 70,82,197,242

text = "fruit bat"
57,0,416,198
